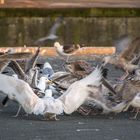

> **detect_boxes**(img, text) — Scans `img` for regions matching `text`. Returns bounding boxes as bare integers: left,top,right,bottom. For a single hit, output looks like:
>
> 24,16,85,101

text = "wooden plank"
0,47,116,56
0,0,140,17
0,0,140,8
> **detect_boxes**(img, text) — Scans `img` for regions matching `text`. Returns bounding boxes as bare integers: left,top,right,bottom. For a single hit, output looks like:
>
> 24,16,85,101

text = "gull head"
54,42,61,49
102,56,112,66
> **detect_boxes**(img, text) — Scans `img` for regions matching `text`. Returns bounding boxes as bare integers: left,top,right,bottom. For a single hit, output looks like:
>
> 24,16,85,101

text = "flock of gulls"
1,17,140,121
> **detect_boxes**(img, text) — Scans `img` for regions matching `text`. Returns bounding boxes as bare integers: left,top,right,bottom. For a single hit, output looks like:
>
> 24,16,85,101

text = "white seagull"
0,67,102,120
54,41,81,62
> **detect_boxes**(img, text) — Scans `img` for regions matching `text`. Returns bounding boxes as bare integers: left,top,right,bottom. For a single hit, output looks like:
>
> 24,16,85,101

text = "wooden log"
0,47,115,56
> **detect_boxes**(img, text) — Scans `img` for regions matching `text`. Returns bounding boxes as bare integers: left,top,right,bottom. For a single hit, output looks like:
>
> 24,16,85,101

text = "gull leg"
130,108,139,120
62,61,68,72
120,71,129,81
66,56,70,63
60,57,67,71
130,54,138,64
130,107,136,113
77,106,92,116
123,103,130,112
62,63,66,71
12,105,22,117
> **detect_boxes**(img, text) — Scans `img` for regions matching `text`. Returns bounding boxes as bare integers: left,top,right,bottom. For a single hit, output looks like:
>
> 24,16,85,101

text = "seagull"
34,17,64,46
30,61,55,94
50,65,116,115
102,35,140,80
64,60,115,95
0,53,32,117
54,41,81,62
0,66,103,120
111,69,140,119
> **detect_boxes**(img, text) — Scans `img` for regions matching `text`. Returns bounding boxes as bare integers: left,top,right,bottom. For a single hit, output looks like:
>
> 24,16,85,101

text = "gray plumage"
39,62,54,78
113,34,132,54
34,17,64,46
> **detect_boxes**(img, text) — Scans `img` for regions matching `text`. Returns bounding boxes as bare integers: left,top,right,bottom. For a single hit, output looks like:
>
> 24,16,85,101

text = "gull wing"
8,60,26,80
119,37,140,62
113,34,132,56
47,17,63,38
25,47,40,73
115,80,140,102
34,17,63,46
0,60,10,73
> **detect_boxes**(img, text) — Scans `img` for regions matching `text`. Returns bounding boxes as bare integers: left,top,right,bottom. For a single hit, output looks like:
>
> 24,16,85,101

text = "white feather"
0,67,102,117
54,42,71,56
0,74,63,115
0,74,39,114
79,67,102,86
33,97,63,115
59,67,102,114
44,89,52,98
43,62,53,69
37,77,47,92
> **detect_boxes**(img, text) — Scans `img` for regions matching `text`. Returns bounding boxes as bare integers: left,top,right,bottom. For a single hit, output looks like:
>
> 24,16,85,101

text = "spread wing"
113,34,132,56
25,47,40,73
48,17,63,37
119,37,140,62
8,60,26,80
0,60,10,73
0,52,32,74
34,17,63,46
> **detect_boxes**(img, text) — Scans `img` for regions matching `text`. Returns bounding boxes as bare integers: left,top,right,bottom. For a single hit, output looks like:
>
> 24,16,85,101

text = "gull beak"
46,79,53,84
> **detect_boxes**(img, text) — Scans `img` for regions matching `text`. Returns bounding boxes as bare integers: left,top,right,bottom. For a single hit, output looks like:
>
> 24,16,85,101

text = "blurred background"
0,17,140,47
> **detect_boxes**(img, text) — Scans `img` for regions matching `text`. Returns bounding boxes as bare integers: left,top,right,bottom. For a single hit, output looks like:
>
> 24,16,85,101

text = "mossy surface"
0,8,140,17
